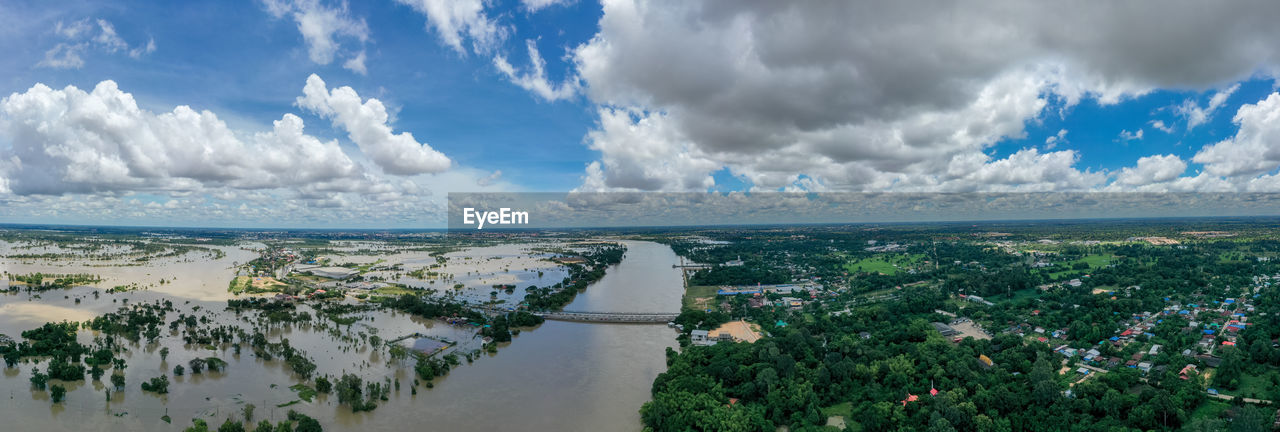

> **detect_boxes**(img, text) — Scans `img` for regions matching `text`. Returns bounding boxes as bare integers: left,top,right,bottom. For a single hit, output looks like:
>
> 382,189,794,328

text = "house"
691,330,713,346
1149,345,1162,355
1137,362,1152,373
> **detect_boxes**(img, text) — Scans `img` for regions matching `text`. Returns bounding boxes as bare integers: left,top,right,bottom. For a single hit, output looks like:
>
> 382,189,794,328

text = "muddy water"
0,240,682,431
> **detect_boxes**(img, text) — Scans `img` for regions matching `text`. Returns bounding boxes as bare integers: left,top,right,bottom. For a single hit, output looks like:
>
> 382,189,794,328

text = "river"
0,239,683,431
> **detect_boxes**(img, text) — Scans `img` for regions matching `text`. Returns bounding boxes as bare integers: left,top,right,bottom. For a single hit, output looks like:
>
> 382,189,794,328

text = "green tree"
217,419,245,432
50,384,66,403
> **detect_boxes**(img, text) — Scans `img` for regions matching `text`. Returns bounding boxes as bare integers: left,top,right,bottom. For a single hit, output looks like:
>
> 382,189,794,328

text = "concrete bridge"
534,311,679,324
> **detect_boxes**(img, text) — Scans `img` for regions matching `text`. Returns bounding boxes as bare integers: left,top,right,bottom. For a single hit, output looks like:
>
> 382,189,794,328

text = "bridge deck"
535,311,679,324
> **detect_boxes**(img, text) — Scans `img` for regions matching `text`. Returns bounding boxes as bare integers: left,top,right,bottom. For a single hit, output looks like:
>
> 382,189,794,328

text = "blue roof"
1109,337,1120,341
1179,310,1190,314
1203,330,1215,334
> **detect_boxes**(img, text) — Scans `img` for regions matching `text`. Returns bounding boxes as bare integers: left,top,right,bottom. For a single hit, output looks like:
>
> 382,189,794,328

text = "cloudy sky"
3,1,1280,228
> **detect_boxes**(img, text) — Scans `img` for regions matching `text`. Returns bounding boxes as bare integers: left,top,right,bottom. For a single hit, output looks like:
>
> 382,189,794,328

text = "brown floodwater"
0,239,682,431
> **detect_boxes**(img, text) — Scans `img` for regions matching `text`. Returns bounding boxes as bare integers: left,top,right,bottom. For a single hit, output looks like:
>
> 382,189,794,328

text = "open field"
843,253,924,275
683,284,719,310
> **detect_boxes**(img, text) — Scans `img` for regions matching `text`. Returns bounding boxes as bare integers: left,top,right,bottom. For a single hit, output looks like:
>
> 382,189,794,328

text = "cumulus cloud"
570,0,1280,193
0,78,520,226
1193,92,1280,177
1113,154,1187,187
262,0,369,66
39,18,153,69
494,40,579,101
395,0,505,55
0,80,370,195
1178,83,1240,130
297,74,452,175
578,108,719,191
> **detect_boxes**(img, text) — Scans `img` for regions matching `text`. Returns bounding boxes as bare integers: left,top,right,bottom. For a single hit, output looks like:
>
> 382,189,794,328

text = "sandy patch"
0,303,97,326
710,320,762,343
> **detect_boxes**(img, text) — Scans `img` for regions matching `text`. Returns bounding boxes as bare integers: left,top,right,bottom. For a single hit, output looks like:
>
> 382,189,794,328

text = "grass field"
843,253,925,276
683,285,719,310
1187,399,1231,422
228,275,287,294
1220,366,1280,398
372,285,418,297
1046,253,1113,278
994,288,1043,303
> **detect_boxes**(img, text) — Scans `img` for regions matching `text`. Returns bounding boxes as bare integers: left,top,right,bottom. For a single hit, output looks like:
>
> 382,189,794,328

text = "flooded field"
0,236,682,431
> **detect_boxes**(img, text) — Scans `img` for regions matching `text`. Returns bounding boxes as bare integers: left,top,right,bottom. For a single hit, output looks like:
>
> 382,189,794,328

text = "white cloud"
92,19,128,53
0,80,368,195
262,0,369,66
297,74,452,175
343,50,368,75
1178,84,1240,130
0,78,517,227
129,37,157,59
578,107,718,191
521,0,575,12
570,0,1280,193
476,169,502,186
38,43,85,69
395,0,505,55
933,149,1107,192
1149,119,1173,133
494,40,579,101
38,18,152,69
1192,92,1280,178
1119,129,1144,141
1044,129,1068,149
1112,154,1187,187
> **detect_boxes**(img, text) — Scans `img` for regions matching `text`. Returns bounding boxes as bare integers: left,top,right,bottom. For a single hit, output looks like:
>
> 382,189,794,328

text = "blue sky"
2,1,1280,227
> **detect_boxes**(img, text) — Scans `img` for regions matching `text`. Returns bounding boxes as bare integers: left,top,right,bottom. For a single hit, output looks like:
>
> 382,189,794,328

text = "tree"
217,419,245,432
141,375,170,394
110,373,126,390
189,358,207,374
50,384,66,403
1231,405,1269,432
174,365,185,376
160,347,170,361
30,368,48,390
314,376,332,393
243,403,256,423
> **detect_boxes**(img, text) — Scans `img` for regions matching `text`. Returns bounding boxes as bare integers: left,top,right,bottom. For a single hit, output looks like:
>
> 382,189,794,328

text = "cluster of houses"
1048,286,1268,382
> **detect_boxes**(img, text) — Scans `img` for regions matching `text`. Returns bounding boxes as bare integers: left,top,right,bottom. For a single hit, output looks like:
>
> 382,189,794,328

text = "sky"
3,1,1280,228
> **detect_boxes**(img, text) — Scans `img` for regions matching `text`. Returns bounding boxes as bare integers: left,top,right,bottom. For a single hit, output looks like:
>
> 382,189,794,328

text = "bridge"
534,311,679,324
